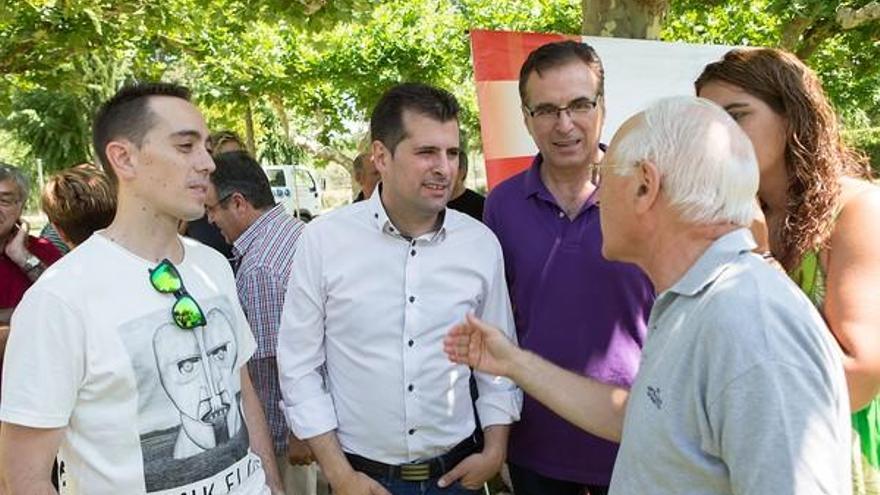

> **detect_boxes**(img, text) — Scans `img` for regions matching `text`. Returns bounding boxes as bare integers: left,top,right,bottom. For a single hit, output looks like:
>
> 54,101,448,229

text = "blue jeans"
366,475,483,495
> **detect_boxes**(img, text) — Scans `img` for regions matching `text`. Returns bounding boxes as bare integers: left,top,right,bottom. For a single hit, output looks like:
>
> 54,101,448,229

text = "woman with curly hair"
696,47,880,493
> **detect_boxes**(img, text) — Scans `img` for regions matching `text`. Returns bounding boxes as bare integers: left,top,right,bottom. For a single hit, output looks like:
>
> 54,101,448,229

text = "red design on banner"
485,156,534,190
471,30,579,190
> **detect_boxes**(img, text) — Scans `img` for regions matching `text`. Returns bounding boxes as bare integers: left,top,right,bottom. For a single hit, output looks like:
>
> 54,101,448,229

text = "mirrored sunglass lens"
173,296,206,329
150,263,182,293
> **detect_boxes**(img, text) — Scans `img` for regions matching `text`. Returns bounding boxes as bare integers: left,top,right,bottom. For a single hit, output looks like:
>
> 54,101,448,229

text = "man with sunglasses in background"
277,83,521,495
0,83,283,494
482,41,654,495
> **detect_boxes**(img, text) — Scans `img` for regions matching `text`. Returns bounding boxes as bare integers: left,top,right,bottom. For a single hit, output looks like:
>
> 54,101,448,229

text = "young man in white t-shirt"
0,83,284,494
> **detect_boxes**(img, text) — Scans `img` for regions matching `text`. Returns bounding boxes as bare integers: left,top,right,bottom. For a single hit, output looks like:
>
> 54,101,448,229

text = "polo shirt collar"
523,153,600,214
667,228,756,297
367,184,449,244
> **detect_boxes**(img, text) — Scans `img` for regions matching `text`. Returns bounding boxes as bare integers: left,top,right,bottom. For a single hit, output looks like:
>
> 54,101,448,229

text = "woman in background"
696,47,880,493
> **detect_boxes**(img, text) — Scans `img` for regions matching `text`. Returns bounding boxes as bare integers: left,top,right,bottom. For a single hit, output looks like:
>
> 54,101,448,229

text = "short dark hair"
209,151,275,210
458,129,469,177
41,164,116,246
370,83,460,154
92,82,192,184
518,40,605,104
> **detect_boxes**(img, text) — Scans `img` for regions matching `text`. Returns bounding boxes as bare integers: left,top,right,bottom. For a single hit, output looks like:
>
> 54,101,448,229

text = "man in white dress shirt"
277,82,522,495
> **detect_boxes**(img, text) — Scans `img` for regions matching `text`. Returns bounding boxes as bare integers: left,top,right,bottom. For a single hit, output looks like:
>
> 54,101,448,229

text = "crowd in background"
0,38,877,495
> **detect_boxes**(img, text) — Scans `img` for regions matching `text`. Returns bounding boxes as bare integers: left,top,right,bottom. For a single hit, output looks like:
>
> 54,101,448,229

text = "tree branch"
795,17,837,60
837,2,880,30
779,15,814,50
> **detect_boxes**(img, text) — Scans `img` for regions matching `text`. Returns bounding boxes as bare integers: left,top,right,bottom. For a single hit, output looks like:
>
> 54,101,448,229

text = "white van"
262,165,323,222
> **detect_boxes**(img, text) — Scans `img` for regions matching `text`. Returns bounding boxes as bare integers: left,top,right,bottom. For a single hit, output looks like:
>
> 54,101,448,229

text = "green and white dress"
793,251,880,494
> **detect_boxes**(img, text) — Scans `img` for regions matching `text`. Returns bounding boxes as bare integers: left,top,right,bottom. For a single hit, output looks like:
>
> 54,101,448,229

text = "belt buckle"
399,462,431,482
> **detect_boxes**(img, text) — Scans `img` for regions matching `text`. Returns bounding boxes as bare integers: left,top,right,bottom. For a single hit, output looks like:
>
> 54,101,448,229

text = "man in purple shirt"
483,40,654,495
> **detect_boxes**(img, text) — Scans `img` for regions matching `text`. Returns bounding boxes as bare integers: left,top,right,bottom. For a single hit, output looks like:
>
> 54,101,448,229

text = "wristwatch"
22,254,41,272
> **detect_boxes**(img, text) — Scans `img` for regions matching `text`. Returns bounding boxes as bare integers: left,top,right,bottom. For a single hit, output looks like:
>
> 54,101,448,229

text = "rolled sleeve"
473,234,522,427
277,226,339,439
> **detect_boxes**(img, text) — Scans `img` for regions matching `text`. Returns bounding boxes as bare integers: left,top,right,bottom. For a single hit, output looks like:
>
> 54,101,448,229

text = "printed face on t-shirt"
152,306,240,458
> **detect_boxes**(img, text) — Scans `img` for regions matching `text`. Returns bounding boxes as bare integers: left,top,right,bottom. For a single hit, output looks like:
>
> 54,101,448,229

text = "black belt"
346,435,480,482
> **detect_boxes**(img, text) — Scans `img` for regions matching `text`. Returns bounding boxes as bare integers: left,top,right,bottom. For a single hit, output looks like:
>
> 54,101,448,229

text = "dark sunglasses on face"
149,258,207,329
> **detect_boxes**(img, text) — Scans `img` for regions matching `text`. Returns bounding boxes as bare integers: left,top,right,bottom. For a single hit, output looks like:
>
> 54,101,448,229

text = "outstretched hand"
443,313,519,378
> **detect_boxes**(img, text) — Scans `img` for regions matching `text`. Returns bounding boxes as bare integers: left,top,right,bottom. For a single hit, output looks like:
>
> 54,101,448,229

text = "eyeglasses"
0,195,21,208
205,192,233,214
524,95,602,123
149,259,207,329
589,161,638,183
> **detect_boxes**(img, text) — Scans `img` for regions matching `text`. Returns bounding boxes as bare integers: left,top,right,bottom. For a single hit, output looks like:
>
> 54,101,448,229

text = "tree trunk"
582,0,669,39
779,16,815,51
244,99,256,155
268,94,291,141
795,17,836,61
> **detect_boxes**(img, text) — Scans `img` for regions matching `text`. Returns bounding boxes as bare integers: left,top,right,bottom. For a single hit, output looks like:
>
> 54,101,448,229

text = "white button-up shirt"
278,191,522,464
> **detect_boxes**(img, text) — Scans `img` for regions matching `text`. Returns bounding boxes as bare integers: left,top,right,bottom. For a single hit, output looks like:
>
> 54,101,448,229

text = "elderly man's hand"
4,219,30,266
444,313,518,378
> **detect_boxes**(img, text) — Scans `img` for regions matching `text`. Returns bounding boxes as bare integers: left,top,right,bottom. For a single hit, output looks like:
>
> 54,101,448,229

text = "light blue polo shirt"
610,228,851,495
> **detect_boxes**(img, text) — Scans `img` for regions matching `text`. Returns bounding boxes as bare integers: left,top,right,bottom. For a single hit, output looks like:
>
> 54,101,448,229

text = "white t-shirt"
1,234,268,495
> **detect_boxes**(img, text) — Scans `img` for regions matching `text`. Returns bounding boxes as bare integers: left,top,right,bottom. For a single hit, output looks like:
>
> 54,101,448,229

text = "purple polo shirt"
484,155,654,485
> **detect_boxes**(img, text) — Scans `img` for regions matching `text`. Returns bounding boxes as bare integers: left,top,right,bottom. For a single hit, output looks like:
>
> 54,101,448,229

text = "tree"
582,0,669,38
579,1,880,129
2,0,878,181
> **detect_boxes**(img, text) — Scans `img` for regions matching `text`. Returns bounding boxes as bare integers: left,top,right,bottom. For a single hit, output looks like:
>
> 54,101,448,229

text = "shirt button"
411,249,416,256
408,384,414,392
374,213,379,219
408,428,416,435
558,211,565,218
408,339,414,347
409,296,415,303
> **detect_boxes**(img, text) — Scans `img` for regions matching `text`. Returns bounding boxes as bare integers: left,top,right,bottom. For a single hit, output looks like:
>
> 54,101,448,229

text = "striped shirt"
233,203,306,455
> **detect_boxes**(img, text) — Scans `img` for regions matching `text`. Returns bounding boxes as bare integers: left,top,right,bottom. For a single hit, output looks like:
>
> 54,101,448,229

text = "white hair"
610,96,759,227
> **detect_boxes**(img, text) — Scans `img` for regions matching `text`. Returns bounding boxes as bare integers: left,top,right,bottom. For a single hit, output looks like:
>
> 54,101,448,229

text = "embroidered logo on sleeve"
647,386,663,410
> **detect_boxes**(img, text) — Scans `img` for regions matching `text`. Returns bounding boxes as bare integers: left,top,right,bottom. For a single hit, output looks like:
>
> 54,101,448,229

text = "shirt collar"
523,153,601,213
666,228,757,297
367,184,449,244
232,203,287,257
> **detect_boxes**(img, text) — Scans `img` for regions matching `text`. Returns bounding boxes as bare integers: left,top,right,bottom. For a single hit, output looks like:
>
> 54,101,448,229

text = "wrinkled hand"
333,471,391,495
287,433,314,465
4,219,30,266
437,450,503,490
444,313,518,377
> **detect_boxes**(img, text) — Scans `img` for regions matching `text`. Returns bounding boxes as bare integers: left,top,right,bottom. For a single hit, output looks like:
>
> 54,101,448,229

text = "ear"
521,106,536,140
634,159,661,214
105,140,136,182
371,140,391,175
229,192,249,212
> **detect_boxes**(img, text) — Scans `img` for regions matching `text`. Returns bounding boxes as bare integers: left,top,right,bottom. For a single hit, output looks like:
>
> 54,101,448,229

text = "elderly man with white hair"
445,96,852,494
